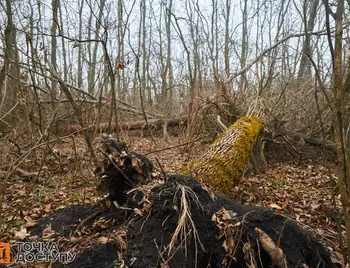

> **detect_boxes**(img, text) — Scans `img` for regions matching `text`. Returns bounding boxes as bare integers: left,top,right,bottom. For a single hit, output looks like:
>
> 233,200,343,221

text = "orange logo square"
0,242,11,264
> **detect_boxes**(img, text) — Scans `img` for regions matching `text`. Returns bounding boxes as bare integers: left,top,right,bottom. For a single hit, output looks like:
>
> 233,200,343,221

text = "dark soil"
30,203,125,237
27,139,339,268
29,175,338,268
125,175,336,268
57,242,117,268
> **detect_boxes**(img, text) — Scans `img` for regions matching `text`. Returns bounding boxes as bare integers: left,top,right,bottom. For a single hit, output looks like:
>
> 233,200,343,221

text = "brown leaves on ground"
237,157,341,251
132,137,342,256
0,135,342,261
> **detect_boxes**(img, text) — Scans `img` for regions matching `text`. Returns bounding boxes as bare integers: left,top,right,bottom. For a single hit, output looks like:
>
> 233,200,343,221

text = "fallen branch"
227,29,331,83
100,117,187,132
288,132,337,153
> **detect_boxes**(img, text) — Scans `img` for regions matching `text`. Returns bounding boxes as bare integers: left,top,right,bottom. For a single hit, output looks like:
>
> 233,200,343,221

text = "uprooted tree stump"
182,116,263,194
96,134,154,204
28,138,339,268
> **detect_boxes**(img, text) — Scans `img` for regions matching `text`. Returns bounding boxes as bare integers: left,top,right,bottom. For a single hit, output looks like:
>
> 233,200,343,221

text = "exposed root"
167,185,205,267
212,208,253,266
255,227,287,268
243,242,257,268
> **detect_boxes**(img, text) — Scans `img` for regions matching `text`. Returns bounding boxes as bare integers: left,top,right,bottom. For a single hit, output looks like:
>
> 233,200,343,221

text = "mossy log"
182,116,263,194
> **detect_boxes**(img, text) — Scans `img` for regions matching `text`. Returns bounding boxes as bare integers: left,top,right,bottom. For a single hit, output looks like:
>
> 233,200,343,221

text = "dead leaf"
24,221,38,228
293,208,304,213
14,228,29,240
42,225,58,240
282,200,289,209
111,233,127,251
69,236,79,242
97,236,109,244
132,157,143,174
268,203,282,210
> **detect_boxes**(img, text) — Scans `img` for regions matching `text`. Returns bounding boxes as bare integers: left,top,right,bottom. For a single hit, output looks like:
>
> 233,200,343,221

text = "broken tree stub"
182,116,263,194
97,135,153,204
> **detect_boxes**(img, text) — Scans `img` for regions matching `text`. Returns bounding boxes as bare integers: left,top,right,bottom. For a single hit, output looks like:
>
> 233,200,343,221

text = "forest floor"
1,132,344,265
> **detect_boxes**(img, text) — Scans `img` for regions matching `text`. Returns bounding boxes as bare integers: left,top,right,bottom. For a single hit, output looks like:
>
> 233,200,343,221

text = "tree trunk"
99,117,187,132
59,2,68,82
298,0,319,79
239,0,247,92
224,0,231,79
88,0,105,94
163,0,173,142
51,0,59,108
182,117,263,194
77,0,84,88
322,0,350,263
0,0,17,120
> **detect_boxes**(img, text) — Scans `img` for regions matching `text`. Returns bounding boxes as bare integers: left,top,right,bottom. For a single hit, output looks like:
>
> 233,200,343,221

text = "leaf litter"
0,135,344,266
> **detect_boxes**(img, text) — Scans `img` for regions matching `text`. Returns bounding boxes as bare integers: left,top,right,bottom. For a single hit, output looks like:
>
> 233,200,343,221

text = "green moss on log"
182,116,263,194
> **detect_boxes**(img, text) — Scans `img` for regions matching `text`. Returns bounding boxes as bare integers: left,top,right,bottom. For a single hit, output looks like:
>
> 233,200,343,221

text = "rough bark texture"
182,116,263,194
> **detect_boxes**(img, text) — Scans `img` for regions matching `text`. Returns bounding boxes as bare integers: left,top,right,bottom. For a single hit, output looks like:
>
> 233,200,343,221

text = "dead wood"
182,116,263,194
99,117,187,132
288,132,337,153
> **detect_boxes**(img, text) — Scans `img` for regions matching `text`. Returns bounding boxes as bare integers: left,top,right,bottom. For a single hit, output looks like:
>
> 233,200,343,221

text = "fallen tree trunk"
182,116,263,194
99,117,187,132
288,132,337,153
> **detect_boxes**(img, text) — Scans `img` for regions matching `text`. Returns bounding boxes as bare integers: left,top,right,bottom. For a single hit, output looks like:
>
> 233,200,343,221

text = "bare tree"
322,0,350,263
224,0,232,80
298,0,320,79
50,0,59,107
77,0,84,88
0,0,16,118
239,0,248,92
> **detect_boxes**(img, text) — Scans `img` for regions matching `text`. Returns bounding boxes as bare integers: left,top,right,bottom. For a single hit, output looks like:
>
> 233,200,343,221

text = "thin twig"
146,137,201,155
155,157,168,184
0,102,19,121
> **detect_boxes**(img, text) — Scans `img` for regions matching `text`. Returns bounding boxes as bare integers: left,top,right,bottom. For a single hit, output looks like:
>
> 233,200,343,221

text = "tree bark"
322,0,350,263
239,0,247,92
298,0,319,79
182,117,263,194
77,0,84,87
99,117,187,132
0,0,17,118
50,0,59,109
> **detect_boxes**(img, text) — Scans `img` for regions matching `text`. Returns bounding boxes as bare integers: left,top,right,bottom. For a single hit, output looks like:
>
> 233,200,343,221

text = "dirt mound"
29,175,337,268
27,138,338,267
123,175,336,268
